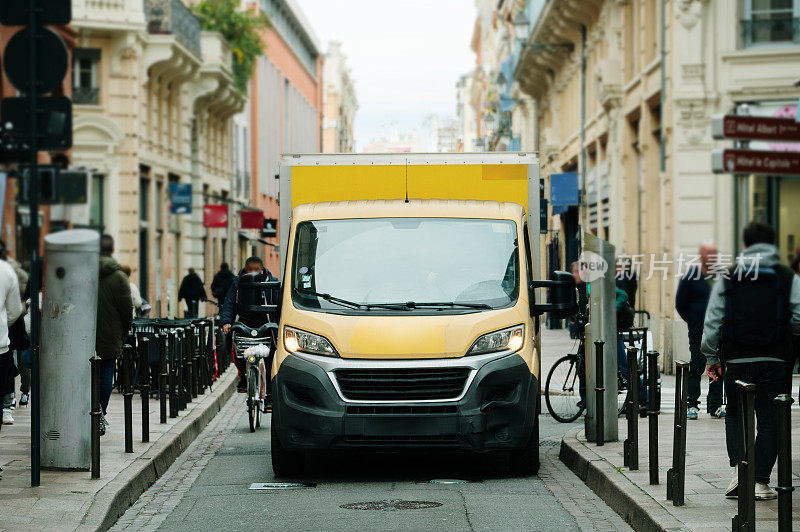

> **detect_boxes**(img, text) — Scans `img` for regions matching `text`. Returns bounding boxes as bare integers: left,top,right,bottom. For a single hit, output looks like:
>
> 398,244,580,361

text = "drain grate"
541,439,561,447
340,500,442,511
249,482,316,490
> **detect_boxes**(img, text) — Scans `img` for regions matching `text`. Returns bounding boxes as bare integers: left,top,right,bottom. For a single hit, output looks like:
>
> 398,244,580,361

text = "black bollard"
192,326,201,396
206,319,216,383
139,337,150,443
122,344,134,453
90,355,102,479
594,340,605,446
623,347,639,470
169,331,178,418
647,350,659,485
774,394,794,532
158,333,167,424
178,329,188,409
732,380,756,532
183,327,193,401
667,360,689,506
639,332,649,418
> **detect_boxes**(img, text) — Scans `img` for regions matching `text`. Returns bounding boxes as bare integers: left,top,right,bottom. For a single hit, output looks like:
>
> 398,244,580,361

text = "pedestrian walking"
120,265,143,319
178,268,206,318
701,222,800,500
96,234,133,435
615,256,638,308
676,242,725,420
0,244,28,410
210,262,235,304
0,243,24,428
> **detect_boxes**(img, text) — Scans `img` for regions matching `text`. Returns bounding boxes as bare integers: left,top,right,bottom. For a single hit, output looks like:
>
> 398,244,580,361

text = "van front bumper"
271,351,538,452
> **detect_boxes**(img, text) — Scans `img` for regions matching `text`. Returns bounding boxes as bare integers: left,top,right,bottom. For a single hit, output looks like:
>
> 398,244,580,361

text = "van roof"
292,199,526,221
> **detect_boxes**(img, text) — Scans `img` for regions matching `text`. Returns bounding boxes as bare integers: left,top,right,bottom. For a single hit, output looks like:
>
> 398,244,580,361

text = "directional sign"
711,114,800,142
712,149,800,175
169,183,192,214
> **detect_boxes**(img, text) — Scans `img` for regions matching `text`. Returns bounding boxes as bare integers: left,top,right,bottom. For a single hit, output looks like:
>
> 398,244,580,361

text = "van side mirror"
530,270,578,319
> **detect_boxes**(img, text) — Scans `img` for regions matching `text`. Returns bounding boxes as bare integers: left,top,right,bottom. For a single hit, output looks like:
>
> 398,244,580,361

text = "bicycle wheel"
247,366,258,432
255,363,262,428
545,354,585,423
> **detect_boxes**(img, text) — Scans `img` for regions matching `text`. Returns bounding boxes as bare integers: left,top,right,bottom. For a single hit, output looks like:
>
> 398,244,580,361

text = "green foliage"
193,0,270,93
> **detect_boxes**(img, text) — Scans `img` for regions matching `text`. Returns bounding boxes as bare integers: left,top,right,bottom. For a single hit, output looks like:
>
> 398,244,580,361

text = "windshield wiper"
367,301,494,310
296,289,364,309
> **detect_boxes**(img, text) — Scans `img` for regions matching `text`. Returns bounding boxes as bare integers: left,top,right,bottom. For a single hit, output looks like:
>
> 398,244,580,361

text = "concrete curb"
559,427,689,532
81,368,238,531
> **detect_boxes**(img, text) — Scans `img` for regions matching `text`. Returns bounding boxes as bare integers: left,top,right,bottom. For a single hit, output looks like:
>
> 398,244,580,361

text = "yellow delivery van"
270,153,576,477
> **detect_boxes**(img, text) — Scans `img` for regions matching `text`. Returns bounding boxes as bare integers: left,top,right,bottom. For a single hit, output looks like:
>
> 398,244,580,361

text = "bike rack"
667,360,689,506
623,347,639,470
732,380,756,532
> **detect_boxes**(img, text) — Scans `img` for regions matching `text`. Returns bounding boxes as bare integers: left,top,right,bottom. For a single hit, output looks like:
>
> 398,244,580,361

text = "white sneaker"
2,409,14,425
725,468,738,498
711,405,726,419
755,482,777,500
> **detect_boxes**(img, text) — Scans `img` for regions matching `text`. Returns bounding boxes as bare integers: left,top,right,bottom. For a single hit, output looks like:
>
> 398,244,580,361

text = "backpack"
722,265,793,348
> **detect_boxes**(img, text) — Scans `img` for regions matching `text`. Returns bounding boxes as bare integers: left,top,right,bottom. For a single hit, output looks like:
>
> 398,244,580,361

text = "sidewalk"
0,366,238,531
560,385,800,531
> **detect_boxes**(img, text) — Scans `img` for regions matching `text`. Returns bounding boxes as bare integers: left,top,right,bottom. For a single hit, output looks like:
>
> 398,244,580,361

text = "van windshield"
292,218,519,312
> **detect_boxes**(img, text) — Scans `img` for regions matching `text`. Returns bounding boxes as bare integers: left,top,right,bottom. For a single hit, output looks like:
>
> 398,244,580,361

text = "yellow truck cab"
270,153,576,477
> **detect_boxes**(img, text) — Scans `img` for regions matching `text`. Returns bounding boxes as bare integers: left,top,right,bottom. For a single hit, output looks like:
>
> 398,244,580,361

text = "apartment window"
89,174,104,231
743,0,800,47
72,49,100,105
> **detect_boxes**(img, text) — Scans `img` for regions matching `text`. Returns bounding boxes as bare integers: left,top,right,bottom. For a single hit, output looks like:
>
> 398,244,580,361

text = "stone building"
322,42,357,153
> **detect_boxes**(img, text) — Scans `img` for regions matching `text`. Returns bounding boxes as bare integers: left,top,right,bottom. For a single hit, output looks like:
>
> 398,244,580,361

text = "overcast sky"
294,0,476,151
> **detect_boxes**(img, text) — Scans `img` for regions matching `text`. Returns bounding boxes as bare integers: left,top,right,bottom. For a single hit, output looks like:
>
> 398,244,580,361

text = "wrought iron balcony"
144,0,202,57
73,86,99,105
741,16,800,47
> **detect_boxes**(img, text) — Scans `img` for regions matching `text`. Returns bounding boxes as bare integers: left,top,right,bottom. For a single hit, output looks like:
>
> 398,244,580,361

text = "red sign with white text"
712,149,800,175
712,115,800,142
240,210,264,229
203,204,228,228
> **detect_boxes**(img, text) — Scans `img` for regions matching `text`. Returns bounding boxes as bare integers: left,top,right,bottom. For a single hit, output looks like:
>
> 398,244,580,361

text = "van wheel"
271,421,305,477
509,415,540,476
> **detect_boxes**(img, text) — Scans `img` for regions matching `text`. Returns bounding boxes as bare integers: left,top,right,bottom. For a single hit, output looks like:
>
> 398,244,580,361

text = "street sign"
712,149,800,175
3,28,68,95
169,183,192,214
2,96,72,150
57,171,88,204
539,198,548,234
711,114,800,142
0,0,71,26
262,217,277,237
241,210,264,229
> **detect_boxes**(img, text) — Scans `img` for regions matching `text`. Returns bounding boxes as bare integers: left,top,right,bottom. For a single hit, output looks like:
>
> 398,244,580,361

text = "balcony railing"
741,16,800,47
144,0,202,57
73,86,99,105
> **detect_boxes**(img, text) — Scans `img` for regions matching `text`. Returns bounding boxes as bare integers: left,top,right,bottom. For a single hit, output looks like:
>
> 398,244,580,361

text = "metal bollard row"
774,394,794,532
732,380,756,532
667,360,689,506
623,347,639,470
647,350,659,485
594,340,605,446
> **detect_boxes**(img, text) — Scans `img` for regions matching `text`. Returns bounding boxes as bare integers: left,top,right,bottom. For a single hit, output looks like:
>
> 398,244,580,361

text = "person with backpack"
701,222,800,501
676,242,725,420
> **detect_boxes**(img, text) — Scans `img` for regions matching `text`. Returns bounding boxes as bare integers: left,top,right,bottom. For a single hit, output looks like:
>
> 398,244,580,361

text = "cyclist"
220,256,280,392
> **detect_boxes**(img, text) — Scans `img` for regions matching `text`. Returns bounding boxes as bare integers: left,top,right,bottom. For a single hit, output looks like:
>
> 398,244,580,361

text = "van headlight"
467,325,525,355
284,326,338,357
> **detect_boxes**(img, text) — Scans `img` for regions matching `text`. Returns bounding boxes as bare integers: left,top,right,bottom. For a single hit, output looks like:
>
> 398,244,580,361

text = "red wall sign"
203,204,228,227
711,114,800,142
712,149,800,175
240,209,264,229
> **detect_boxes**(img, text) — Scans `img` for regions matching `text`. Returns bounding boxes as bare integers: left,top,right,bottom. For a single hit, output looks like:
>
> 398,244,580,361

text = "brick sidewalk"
560,386,800,531
0,366,237,531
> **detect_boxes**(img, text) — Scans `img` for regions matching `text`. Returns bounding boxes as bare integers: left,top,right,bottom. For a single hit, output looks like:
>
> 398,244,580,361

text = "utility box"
41,229,100,470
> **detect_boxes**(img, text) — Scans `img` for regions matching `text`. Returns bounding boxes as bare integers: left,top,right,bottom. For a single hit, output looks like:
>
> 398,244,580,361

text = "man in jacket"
96,234,133,434
221,257,279,391
210,262,235,304
702,222,800,500
676,242,724,420
178,268,206,318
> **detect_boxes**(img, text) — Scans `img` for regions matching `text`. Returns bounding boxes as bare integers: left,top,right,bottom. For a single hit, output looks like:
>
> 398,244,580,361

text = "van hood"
286,305,531,359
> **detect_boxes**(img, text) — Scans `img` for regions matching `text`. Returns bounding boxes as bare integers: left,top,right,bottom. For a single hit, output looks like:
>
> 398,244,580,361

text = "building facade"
70,0,243,318
512,0,800,369
322,42,357,153
249,0,323,275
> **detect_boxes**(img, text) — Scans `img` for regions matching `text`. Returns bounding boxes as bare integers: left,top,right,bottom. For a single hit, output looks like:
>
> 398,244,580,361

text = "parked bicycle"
232,322,278,432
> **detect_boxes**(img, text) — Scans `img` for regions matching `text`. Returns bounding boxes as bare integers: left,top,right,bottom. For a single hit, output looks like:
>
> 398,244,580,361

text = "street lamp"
496,72,508,95
513,11,530,40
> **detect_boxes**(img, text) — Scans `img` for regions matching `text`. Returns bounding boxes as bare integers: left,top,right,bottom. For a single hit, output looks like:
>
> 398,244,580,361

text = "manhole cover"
340,500,442,511
429,479,469,485
249,482,316,490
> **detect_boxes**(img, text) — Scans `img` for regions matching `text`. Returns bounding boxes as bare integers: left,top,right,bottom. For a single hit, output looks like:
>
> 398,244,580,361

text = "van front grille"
335,368,470,401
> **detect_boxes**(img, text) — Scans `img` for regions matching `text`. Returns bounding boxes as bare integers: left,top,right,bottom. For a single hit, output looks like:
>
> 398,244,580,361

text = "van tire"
509,415,540,476
271,421,305,477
